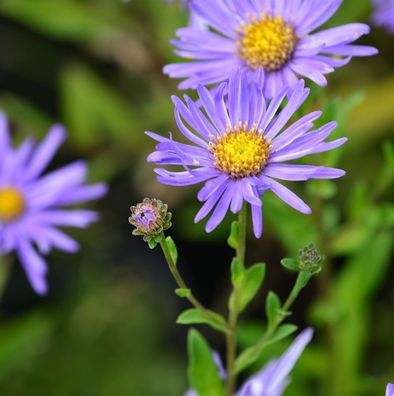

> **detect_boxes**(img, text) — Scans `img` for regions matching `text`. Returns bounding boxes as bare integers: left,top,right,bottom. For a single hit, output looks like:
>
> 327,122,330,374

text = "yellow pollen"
0,187,25,222
209,123,272,179
237,13,297,71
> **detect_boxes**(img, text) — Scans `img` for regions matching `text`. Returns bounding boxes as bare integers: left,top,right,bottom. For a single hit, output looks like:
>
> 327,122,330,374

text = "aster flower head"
164,0,377,98
372,0,394,33
0,114,107,295
387,384,394,396
147,72,346,238
129,198,172,243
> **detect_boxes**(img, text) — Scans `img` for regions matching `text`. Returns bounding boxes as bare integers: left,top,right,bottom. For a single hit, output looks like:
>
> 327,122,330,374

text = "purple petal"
262,176,312,214
24,124,66,180
205,184,234,232
251,204,263,238
17,240,48,295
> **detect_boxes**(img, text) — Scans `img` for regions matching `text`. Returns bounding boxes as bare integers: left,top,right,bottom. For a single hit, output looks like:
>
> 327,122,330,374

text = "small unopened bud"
129,198,172,244
298,243,324,274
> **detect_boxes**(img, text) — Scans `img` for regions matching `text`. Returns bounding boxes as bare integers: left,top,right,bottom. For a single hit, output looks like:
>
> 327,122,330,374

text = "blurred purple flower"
237,328,313,396
147,72,346,237
0,114,107,295
372,0,394,33
185,329,313,396
164,0,377,98
387,384,394,396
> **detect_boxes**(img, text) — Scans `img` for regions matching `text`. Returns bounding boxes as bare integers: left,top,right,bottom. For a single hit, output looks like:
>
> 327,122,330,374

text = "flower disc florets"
298,243,324,273
129,198,172,242
238,13,297,71
209,123,272,179
0,187,25,223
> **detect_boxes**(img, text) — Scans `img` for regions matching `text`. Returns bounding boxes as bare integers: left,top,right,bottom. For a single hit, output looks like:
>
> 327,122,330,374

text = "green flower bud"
298,243,324,274
129,198,172,243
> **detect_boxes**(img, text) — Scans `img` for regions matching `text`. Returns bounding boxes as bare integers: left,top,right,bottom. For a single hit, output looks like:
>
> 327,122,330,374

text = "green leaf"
234,346,261,375
280,258,299,272
235,324,298,374
227,221,239,250
177,309,227,334
166,236,178,265
188,330,225,396
230,263,266,315
269,324,298,344
265,291,282,328
175,288,191,298
231,258,245,287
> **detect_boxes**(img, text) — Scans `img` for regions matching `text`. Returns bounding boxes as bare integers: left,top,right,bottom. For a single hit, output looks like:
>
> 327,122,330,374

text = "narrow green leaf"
280,258,299,272
166,236,178,265
230,263,266,315
188,330,225,396
231,258,245,287
227,221,239,250
269,324,298,344
177,309,227,333
234,346,261,375
265,291,282,328
175,288,191,298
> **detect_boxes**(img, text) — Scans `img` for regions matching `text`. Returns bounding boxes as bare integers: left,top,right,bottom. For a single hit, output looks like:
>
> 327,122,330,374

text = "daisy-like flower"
185,328,313,396
164,0,377,98
372,0,394,33
387,384,394,396
0,114,107,295
147,73,346,237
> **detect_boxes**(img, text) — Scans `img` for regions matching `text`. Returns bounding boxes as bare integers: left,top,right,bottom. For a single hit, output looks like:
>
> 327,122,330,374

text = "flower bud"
129,198,172,243
298,243,324,274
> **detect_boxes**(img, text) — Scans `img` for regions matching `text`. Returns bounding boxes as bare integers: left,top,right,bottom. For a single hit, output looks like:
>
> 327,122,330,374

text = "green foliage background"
0,0,392,395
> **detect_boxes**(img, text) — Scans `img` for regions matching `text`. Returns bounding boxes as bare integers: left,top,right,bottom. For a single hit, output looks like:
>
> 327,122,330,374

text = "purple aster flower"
163,0,377,98
387,384,394,396
0,114,107,295
372,0,394,33
184,328,313,396
147,73,346,238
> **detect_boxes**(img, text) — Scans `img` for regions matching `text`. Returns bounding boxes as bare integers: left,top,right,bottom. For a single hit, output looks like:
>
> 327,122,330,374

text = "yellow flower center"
210,123,271,179
0,187,25,222
237,13,297,71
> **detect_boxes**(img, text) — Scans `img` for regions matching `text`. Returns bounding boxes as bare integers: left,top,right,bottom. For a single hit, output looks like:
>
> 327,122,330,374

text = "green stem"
159,237,225,330
248,271,309,362
226,204,247,396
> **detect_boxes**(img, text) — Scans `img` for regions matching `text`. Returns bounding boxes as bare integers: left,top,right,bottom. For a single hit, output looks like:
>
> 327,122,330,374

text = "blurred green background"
0,0,392,395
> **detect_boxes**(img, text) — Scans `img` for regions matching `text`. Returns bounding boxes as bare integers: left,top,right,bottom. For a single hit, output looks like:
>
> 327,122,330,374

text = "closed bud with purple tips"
129,198,172,248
